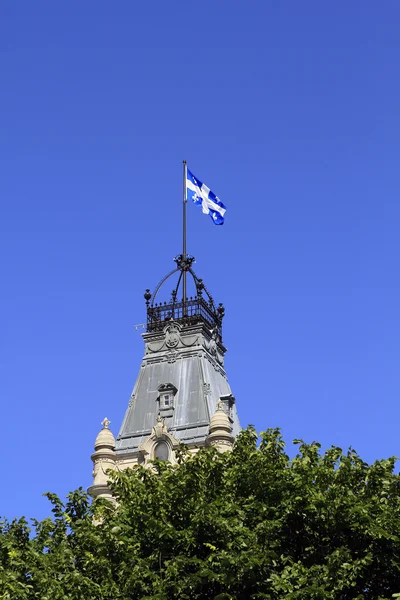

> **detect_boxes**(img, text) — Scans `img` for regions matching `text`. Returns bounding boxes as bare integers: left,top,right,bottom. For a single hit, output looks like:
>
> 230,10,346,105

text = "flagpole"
182,160,187,312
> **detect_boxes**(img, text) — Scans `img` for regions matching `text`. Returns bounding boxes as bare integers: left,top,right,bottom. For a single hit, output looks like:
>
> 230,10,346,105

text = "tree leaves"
1,429,400,599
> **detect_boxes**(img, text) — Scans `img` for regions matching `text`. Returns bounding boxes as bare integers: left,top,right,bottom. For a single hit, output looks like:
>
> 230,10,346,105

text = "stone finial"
154,413,168,439
101,417,111,429
205,399,234,452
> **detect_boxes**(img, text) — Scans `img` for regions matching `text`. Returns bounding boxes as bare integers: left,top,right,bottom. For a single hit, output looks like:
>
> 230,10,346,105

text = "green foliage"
1,428,400,599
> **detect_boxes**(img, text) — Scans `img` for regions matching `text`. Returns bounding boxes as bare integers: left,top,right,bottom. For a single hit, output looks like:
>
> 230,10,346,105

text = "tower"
89,253,240,498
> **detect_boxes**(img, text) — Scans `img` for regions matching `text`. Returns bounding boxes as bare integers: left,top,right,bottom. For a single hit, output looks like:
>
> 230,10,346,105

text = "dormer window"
157,383,177,411
160,394,170,408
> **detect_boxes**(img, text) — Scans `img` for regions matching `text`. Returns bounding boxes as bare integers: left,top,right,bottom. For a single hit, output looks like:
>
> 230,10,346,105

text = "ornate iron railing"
146,296,222,335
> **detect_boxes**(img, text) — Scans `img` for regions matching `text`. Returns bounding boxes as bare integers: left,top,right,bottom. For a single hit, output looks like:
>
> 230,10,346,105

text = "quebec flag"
186,168,226,225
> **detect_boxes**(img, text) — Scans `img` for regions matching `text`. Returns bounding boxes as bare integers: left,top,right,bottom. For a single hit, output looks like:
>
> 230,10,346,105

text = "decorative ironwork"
147,296,223,335
144,289,152,307
174,254,195,271
144,255,225,336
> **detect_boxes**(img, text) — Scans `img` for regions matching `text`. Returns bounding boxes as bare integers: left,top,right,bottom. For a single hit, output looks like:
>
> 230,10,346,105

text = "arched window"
154,441,169,461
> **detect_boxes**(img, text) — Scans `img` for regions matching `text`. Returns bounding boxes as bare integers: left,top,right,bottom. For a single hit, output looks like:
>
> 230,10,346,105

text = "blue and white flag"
186,168,226,225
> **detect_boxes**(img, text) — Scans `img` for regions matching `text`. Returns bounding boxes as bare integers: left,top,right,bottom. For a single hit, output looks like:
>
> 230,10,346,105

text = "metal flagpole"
182,160,187,312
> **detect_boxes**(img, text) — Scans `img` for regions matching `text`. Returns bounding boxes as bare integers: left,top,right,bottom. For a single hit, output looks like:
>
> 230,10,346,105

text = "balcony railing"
147,296,222,335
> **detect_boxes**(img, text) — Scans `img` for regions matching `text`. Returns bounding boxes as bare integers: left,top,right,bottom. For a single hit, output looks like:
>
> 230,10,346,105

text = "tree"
1,428,400,599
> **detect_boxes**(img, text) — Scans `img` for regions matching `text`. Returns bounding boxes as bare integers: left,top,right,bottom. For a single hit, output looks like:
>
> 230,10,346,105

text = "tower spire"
88,165,240,494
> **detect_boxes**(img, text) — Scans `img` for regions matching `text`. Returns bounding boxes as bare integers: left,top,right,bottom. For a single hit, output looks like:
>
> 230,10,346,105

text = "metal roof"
115,321,240,454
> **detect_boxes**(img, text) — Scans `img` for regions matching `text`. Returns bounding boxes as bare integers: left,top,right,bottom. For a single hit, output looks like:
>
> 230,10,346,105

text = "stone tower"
89,254,240,499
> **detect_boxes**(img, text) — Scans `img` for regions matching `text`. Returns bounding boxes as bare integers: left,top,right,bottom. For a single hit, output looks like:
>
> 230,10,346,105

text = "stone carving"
208,438,232,448
204,329,224,365
167,351,178,364
146,321,200,354
128,394,135,408
101,417,111,429
92,457,116,486
180,334,199,348
203,383,211,396
165,321,181,348
146,339,164,354
138,414,180,465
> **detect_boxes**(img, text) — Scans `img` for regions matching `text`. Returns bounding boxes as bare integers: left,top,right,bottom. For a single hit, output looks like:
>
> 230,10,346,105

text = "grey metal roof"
115,321,240,455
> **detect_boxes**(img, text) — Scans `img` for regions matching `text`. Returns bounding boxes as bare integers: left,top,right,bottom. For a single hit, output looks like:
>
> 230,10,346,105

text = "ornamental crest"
164,321,181,349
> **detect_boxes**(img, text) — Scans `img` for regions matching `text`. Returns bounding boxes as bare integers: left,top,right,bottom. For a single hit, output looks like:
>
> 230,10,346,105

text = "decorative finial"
217,303,225,319
144,289,152,307
157,413,163,423
196,278,204,297
217,400,223,410
174,254,195,271
101,417,111,429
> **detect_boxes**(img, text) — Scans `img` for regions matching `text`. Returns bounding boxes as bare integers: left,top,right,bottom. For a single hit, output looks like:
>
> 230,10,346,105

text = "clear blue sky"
1,2,400,521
